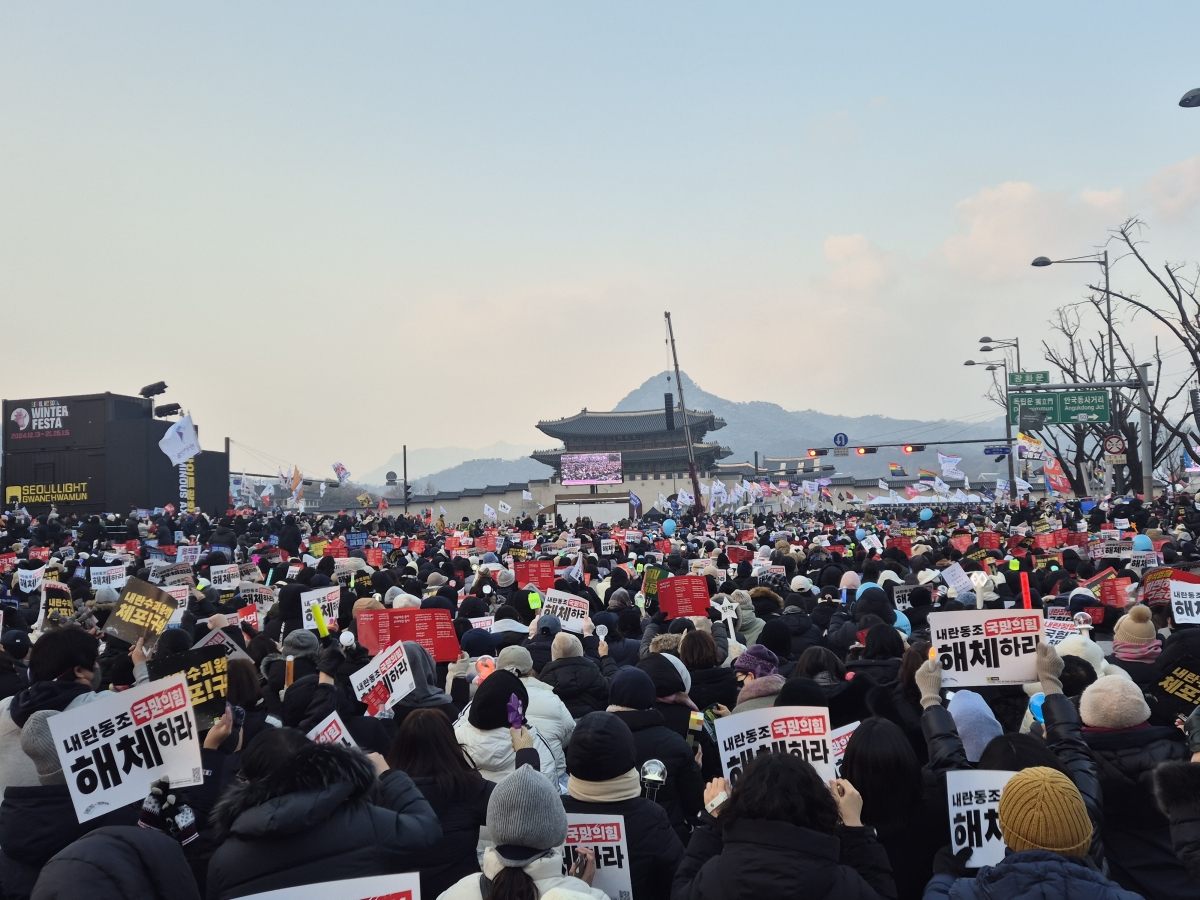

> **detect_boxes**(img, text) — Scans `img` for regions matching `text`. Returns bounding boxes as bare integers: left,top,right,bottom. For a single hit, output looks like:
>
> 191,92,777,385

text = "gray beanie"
487,765,568,866
281,628,320,657
21,710,65,785
497,645,534,676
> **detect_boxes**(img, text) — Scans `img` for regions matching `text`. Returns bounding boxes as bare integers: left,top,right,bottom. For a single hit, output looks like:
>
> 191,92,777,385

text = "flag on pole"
157,415,201,466
483,504,497,520
498,501,512,514
333,462,351,485
522,490,533,501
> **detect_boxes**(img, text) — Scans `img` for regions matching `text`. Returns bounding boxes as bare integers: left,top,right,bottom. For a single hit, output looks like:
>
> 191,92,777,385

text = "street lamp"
978,336,1021,372
965,359,1017,501
1181,88,1200,108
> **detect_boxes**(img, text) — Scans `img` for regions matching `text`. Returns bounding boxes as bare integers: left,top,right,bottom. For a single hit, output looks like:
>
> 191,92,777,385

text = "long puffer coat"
30,826,201,900
611,707,704,845
205,743,441,900
923,850,1144,900
537,655,615,719
1152,760,1200,887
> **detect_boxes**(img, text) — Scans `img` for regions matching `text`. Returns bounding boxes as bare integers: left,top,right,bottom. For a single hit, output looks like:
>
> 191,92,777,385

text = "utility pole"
1138,363,1154,502
402,444,409,514
664,312,704,516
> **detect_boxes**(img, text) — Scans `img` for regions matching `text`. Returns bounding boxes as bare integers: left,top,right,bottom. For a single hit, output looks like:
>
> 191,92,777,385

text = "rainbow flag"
889,463,907,477
918,469,937,481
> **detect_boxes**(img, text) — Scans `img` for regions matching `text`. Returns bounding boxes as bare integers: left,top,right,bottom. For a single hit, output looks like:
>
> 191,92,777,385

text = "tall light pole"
978,336,1021,372
1032,251,1114,404
1181,88,1200,108
965,359,1016,502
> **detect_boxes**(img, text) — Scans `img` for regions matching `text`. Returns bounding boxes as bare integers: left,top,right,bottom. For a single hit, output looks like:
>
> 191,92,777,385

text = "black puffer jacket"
1152,761,1200,887
31,826,200,900
671,819,896,900
1041,693,1105,871
537,656,615,720
409,772,492,900
563,793,684,899
687,667,738,713
205,743,441,899
1084,724,1193,900
611,708,704,845
777,610,825,658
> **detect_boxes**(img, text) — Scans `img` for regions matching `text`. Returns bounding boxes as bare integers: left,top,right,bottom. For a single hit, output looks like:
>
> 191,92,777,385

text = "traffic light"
807,449,828,457
856,447,877,455
903,444,926,453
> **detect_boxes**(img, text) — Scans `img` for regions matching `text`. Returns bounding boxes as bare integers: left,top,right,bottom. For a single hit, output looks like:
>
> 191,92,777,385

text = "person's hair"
722,752,840,832
387,708,479,801
1060,655,1098,697
897,640,931,706
487,866,539,900
862,623,905,661
153,628,194,658
862,560,881,583
225,658,262,707
680,630,720,670
840,718,921,823
977,733,1069,775
240,727,311,782
247,634,277,667
29,628,99,682
795,646,846,681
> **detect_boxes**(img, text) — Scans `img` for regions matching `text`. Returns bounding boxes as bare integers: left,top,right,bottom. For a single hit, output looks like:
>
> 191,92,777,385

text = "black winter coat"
1083,723,1193,900
31,826,200,900
1152,760,1200,887
687,667,738,713
410,772,492,900
605,635,641,669
777,610,826,658
611,708,704,845
924,850,1144,900
537,656,614,719
846,658,901,685
563,794,684,900
671,819,896,900
0,786,139,900
205,743,441,900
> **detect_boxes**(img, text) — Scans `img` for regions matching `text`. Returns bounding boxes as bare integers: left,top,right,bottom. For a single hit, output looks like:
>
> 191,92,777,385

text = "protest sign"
514,560,556,593
28,547,50,562
600,538,616,555
37,582,77,631
541,589,590,634
238,874,420,900
146,646,228,727
1143,567,1173,608
1170,570,1200,624
657,576,711,618
929,609,1042,687
238,562,261,583
946,769,1017,868
0,553,15,574
950,535,972,553
830,720,859,778
350,640,416,716
887,535,912,557
940,563,975,598
977,532,1001,551
1043,609,1079,646
715,706,834,785
240,586,276,618
18,565,45,594
407,538,425,555
891,583,917,611
209,564,239,590
48,673,202,823
104,578,177,648
192,627,252,662
176,544,202,565
467,616,494,631
161,563,196,587
344,531,368,550
237,604,259,631
562,815,633,900
1153,656,1200,723
1128,550,1160,575
355,608,459,662
1100,577,1133,608
725,546,752,564
306,710,358,748
364,548,383,568
301,585,341,632
164,584,190,626
641,565,669,599
89,565,128,592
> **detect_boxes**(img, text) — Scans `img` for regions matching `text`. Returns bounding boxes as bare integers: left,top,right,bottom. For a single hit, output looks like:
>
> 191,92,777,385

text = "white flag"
439,506,448,515
537,503,545,511
522,490,533,501
158,415,201,466
878,479,889,491
933,476,950,495
658,493,668,509
319,482,326,497
498,501,511,514
1016,478,1032,495
483,504,497,520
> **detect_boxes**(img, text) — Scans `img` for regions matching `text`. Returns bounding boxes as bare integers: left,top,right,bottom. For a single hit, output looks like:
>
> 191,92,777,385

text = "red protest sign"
514,560,556,593
1066,532,1090,547
355,608,459,661
29,547,50,562
364,548,383,568
237,604,259,630
444,536,460,553
1142,567,1173,608
407,539,426,555
0,554,15,574
950,535,972,553
887,536,912,556
737,529,756,543
657,575,711,618
1083,606,1108,625
726,546,753,564
654,539,672,555
977,532,1000,551
1032,533,1055,550
1100,577,1132,608
323,541,348,558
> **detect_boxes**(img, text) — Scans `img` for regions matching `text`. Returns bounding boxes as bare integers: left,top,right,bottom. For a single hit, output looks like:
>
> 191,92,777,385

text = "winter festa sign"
928,609,1042,687
714,706,834,785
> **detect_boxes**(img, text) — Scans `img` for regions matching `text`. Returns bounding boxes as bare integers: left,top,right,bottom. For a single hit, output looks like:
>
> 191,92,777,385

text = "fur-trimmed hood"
210,742,376,842
1154,760,1200,817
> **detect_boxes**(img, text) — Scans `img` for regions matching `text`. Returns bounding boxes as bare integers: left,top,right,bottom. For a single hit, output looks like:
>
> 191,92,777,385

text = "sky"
3,3,1199,478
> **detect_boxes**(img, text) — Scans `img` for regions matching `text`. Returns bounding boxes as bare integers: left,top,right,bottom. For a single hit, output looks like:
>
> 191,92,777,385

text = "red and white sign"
350,639,416,716
541,589,590,633
657,575,711,618
306,709,358,748
355,608,460,661
715,705,835,784
1102,434,1127,455
514,560,556,593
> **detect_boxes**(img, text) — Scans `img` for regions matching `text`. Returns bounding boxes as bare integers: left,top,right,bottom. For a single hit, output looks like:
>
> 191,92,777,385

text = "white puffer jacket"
453,715,557,784
521,676,575,784
437,847,608,899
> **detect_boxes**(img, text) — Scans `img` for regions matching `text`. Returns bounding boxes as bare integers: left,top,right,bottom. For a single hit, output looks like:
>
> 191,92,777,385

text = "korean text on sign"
563,814,632,900
541,589,590,634
929,609,1042,687
350,639,416,716
714,705,834,785
1169,571,1200,624
946,769,1016,868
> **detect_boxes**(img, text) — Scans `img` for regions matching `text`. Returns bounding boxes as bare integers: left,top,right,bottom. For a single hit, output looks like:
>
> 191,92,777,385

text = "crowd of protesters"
0,491,1196,899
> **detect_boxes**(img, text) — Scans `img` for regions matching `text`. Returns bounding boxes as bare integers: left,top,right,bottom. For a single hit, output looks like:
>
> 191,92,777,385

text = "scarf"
1113,639,1161,662
567,768,642,803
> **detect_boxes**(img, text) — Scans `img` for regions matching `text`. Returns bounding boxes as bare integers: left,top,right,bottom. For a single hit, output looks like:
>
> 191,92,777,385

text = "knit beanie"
998,766,1092,858
469,670,530,731
757,620,793,660
497,569,515,588
732,644,779,679
608,667,655,711
1080,674,1151,730
566,712,637,782
352,596,384,614
487,764,568,867
21,710,65,785
1113,605,1156,645
497,645,534,676
551,632,583,661
461,628,499,659
281,628,319,657
947,690,1003,762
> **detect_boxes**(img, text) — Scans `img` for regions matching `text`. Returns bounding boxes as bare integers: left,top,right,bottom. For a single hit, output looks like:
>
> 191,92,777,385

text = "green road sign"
1009,371,1050,386
1008,390,1110,426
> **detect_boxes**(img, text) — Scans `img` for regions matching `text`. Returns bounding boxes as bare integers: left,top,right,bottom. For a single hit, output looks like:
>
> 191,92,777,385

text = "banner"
541,589,589,634
715,705,834,784
306,710,358,748
301,585,341,632
1170,570,1200,624
947,769,1017,868
656,576,711,618
562,815,633,900
104,578,178,648
350,640,417,716
48,673,202,823
1152,656,1200,723
355,608,459,662
928,609,1042,687
146,646,229,728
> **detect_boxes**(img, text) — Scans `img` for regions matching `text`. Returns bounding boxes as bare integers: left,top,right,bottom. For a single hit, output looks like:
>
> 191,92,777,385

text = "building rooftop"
536,406,724,440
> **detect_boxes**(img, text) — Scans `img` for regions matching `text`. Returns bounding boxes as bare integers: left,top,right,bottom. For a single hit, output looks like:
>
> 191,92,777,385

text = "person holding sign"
205,729,441,900
672,753,895,899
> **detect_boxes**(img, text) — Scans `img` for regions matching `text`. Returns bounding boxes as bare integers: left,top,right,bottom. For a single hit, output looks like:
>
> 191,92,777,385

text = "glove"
931,845,975,877
1184,705,1200,754
652,610,669,626
915,657,944,709
1036,642,1064,696
316,647,344,677
447,651,471,680
139,780,199,845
